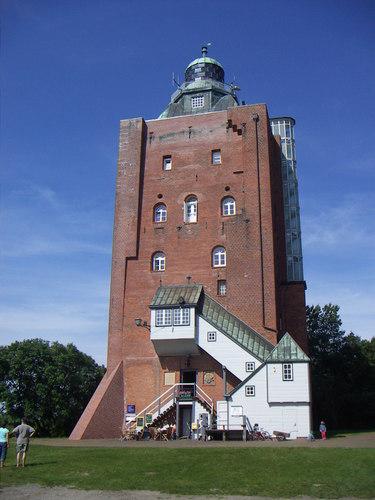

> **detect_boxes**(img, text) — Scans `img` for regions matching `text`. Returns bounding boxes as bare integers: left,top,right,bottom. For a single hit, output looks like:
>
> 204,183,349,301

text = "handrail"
124,383,213,431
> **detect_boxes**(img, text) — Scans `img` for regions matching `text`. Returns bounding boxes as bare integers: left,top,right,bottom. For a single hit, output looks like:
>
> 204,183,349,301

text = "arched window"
222,197,236,216
184,195,198,223
152,252,166,272
154,203,167,223
212,246,226,267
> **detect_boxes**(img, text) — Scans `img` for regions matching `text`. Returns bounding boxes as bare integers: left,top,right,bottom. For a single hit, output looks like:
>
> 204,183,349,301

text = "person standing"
12,417,35,467
319,420,327,440
0,421,10,467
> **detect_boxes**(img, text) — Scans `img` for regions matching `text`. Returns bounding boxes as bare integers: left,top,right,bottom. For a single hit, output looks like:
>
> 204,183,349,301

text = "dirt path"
0,485,362,500
32,431,375,448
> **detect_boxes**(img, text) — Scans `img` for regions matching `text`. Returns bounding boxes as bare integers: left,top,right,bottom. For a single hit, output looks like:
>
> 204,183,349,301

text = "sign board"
126,404,136,414
136,417,144,428
145,414,153,425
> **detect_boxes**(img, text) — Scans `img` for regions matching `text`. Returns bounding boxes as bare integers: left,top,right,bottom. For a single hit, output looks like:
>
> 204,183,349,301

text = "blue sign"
127,404,136,414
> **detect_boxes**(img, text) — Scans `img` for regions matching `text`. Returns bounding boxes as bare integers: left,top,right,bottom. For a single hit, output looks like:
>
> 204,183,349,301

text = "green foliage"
0,339,105,436
307,304,375,430
2,445,375,498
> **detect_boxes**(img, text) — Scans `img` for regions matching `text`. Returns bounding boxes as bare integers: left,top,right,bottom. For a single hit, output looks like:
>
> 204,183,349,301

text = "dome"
184,46,225,84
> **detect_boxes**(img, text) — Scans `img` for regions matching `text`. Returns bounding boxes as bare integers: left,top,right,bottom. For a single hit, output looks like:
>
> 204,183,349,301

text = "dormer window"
191,96,204,109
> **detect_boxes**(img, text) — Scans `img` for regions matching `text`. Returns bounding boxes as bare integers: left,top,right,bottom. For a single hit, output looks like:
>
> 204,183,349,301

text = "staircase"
124,383,213,432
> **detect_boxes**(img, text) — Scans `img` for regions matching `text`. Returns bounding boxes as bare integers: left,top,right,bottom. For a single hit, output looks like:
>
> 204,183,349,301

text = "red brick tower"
70,47,307,439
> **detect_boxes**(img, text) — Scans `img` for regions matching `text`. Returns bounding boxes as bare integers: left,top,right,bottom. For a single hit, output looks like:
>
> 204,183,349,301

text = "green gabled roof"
199,294,274,361
266,332,310,362
150,284,203,308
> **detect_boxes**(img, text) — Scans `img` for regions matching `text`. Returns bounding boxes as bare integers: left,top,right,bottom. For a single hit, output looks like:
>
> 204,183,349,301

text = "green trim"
199,294,274,361
186,57,223,70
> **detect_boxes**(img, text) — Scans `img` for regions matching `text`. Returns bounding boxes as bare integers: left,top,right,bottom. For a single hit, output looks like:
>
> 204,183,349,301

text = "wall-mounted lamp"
134,319,150,331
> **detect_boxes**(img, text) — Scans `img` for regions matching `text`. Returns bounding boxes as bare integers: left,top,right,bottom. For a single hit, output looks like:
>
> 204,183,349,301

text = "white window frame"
222,197,236,216
282,363,293,381
212,149,221,164
245,362,255,372
154,204,167,223
184,196,198,223
245,385,255,397
163,155,172,171
217,280,227,296
212,246,226,267
191,95,204,109
155,309,172,327
207,331,217,342
173,308,190,326
152,252,165,272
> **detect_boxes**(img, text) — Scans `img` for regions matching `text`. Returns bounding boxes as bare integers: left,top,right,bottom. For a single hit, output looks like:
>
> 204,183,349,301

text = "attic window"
191,96,204,109
282,363,293,381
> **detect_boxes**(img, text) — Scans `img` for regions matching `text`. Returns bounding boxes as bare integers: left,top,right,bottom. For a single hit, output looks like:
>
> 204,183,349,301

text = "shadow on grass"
329,428,375,438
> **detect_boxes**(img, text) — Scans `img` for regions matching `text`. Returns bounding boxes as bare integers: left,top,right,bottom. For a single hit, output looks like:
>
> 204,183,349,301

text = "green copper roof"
266,332,310,362
199,294,274,361
186,57,223,70
150,285,203,308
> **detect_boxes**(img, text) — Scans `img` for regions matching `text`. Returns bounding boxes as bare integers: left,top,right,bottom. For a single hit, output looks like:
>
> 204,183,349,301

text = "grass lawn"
0,445,374,498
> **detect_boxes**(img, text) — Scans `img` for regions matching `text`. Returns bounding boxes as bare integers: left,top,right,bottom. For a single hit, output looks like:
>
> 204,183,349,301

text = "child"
319,421,327,440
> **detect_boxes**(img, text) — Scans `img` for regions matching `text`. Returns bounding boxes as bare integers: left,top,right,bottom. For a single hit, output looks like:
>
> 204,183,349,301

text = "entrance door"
179,406,192,437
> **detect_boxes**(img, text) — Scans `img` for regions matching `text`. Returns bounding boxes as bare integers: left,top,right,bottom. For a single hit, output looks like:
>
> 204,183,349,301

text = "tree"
307,304,375,430
0,339,105,436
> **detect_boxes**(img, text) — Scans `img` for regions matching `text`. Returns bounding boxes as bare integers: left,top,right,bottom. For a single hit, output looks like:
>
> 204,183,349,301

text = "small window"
212,149,221,164
282,363,293,381
245,362,255,372
222,197,236,216
163,155,172,170
191,95,204,109
154,204,167,223
207,331,217,342
217,280,227,296
184,195,198,223
156,309,172,326
212,246,226,267
152,252,165,272
245,385,255,397
173,308,190,326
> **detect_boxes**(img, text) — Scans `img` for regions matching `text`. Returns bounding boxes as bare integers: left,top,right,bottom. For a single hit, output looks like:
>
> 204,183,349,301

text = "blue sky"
1,0,374,365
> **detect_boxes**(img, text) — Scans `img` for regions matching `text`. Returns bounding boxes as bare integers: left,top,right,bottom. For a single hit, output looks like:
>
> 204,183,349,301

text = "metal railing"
123,383,213,432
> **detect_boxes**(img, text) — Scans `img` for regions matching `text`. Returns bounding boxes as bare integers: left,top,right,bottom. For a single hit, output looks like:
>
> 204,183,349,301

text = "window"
156,309,172,326
152,252,165,271
207,331,217,342
222,197,236,216
163,155,172,170
212,149,221,164
245,362,255,372
191,95,204,109
217,280,227,296
173,308,190,326
212,246,226,267
245,385,255,397
282,363,293,381
184,195,197,223
154,204,167,223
